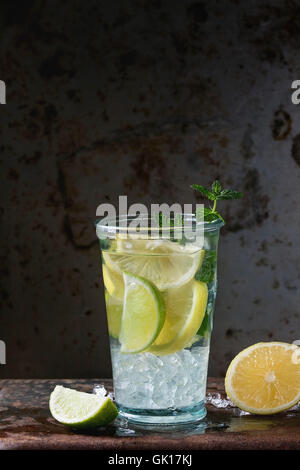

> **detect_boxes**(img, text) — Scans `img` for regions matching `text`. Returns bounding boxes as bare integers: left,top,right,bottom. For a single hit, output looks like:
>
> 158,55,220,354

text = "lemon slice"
49,385,118,429
105,292,123,338
119,272,166,353
103,241,204,290
148,280,208,356
225,342,300,415
102,265,124,300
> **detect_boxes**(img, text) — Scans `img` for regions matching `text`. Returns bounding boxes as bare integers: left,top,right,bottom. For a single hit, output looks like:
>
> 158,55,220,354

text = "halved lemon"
148,280,208,356
225,342,300,415
103,240,204,290
119,272,166,353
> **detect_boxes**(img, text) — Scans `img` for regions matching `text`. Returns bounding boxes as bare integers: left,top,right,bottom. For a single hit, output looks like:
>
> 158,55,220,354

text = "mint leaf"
212,180,222,195
203,208,225,223
191,184,215,200
212,211,225,223
195,250,217,283
203,208,218,222
192,180,243,223
218,189,243,200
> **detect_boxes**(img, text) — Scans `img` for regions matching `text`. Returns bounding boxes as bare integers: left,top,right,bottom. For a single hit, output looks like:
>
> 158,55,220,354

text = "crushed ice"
110,344,210,409
93,384,114,401
205,392,300,415
205,392,251,415
205,392,235,408
289,401,300,411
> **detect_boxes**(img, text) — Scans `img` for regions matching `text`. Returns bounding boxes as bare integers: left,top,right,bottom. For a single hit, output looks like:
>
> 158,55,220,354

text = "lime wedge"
105,292,123,338
102,264,124,300
119,272,166,353
49,385,118,429
103,241,204,290
148,280,208,355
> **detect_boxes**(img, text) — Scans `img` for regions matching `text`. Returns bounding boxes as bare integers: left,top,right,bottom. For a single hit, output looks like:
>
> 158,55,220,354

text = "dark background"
1,0,299,379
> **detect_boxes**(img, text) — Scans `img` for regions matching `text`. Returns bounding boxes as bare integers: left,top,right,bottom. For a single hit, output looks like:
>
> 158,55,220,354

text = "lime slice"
105,292,123,338
49,385,118,429
102,264,124,300
103,240,204,290
119,272,166,353
148,280,208,356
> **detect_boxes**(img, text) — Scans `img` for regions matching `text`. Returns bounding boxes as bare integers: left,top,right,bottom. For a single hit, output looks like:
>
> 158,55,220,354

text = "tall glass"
96,214,223,426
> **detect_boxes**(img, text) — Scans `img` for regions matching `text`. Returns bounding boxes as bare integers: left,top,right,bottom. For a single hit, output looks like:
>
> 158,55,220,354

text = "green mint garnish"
191,180,243,223
195,250,217,284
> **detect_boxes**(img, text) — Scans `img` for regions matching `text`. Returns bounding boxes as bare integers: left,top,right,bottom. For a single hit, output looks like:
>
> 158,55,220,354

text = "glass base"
116,401,207,428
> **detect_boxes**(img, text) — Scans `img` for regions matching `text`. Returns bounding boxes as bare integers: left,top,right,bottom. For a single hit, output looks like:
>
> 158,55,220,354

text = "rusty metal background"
0,0,299,378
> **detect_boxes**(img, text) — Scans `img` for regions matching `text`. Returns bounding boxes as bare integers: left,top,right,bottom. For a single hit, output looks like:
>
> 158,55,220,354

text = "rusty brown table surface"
0,378,299,450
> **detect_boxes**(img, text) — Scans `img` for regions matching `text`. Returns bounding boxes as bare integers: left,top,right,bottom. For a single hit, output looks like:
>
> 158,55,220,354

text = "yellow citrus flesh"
102,264,124,300
103,240,204,291
148,280,208,356
225,342,300,415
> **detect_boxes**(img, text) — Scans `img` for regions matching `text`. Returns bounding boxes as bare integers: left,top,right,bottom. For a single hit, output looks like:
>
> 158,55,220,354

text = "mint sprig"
191,180,243,223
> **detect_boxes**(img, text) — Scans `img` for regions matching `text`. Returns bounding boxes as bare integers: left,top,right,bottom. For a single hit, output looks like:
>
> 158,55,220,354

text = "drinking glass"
96,214,223,426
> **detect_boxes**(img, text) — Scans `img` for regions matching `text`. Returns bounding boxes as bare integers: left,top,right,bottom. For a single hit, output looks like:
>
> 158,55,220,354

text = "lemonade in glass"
96,214,223,425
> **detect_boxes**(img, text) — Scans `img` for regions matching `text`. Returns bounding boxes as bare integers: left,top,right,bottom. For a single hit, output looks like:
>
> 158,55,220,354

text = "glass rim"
95,213,224,235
